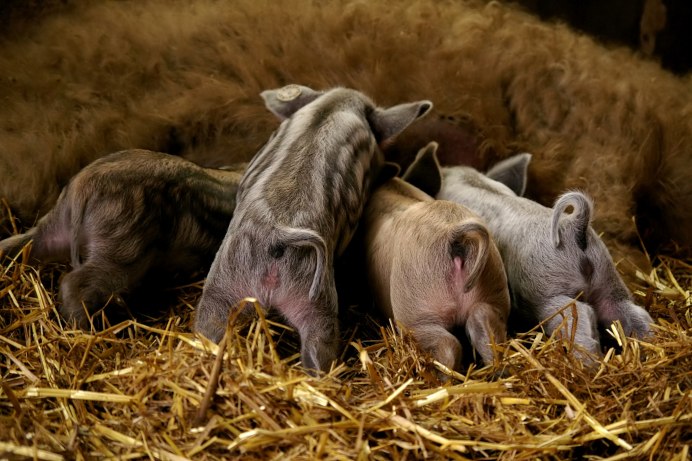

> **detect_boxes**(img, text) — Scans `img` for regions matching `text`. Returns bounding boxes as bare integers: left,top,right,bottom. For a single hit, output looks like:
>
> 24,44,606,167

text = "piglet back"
275,226,328,300
551,192,593,250
449,221,490,292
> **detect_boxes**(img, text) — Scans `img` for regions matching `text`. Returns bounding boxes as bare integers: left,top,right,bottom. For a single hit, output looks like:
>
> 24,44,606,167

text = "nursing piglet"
0,150,245,328
194,85,432,373
437,154,653,356
364,142,510,371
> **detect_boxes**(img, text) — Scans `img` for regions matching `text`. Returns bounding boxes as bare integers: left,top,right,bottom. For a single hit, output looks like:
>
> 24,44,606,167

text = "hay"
1,208,690,460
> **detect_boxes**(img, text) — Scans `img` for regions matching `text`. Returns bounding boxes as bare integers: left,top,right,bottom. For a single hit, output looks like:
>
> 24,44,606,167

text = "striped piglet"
194,85,432,373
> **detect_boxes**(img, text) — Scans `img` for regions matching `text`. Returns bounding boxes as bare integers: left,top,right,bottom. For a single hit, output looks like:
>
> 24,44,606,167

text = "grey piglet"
194,84,432,373
0,150,246,328
436,154,653,357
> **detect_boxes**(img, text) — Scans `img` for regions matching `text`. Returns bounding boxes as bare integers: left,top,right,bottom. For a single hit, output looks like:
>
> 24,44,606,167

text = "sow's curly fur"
1,0,690,278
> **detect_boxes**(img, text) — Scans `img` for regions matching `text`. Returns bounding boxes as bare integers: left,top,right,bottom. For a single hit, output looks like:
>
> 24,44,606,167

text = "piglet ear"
402,141,442,197
368,100,433,145
374,161,401,186
261,84,324,120
485,153,532,197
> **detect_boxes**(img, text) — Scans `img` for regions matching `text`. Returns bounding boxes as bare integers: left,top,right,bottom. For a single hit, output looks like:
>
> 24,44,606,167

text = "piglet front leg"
60,264,123,329
60,251,154,329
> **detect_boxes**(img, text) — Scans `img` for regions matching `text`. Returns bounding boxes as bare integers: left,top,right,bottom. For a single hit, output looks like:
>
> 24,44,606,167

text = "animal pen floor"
0,213,690,460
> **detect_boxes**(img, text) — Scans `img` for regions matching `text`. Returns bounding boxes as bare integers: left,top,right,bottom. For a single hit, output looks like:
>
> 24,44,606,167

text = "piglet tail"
551,192,593,250
275,226,328,301
449,221,490,293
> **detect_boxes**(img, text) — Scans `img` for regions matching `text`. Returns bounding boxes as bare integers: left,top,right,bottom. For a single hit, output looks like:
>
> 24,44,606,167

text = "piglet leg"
541,296,601,357
407,323,463,372
295,312,340,375
594,297,653,340
195,286,258,343
465,302,507,366
279,280,340,374
59,262,135,329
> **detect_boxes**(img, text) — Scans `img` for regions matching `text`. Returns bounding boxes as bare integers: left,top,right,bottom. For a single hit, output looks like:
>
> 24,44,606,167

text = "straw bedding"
1,203,690,460
0,3,690,456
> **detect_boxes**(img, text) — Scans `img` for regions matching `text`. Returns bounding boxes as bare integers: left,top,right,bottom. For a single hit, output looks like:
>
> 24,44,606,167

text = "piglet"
194,84,432,373
363,142,510,371
436,154,653,356
0,149,246,328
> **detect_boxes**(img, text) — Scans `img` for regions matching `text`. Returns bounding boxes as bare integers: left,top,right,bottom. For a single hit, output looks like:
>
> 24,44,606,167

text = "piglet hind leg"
540,296,601,361
465,302,508,367
407,322,463,373
295,312,340,375
276,279,340,375
194,286,257,344
595,298,654,347
59,263,133,330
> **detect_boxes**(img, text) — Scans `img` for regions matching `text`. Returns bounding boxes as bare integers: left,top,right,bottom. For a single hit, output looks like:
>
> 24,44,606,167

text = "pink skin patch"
454,256,463,272
452,255,468,295
262,262,281,291
258,262,315,325
453,256,465,286
449,255,476,324
38,227,72,263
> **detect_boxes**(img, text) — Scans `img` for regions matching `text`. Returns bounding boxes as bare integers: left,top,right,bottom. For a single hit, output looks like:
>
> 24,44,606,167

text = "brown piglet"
363,142,510,371
0,149,246,328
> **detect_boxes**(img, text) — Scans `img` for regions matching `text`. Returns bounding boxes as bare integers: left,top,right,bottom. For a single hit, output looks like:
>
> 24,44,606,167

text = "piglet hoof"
563,337,603,370
193,305,252,344
433,359,465,383
59,274,105,331
300,343,338,376
411,326,463,379
62,309,91,331
299,335,339,375
195,323,224,344
601,304,654,348
624,305,654,340
434,368,454,383
195,293,258,343
489,366,511,380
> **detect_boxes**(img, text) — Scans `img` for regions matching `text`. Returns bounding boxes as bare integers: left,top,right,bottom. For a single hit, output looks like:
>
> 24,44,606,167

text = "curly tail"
551,191,593,250
449,220,490,292
275,226,329,300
